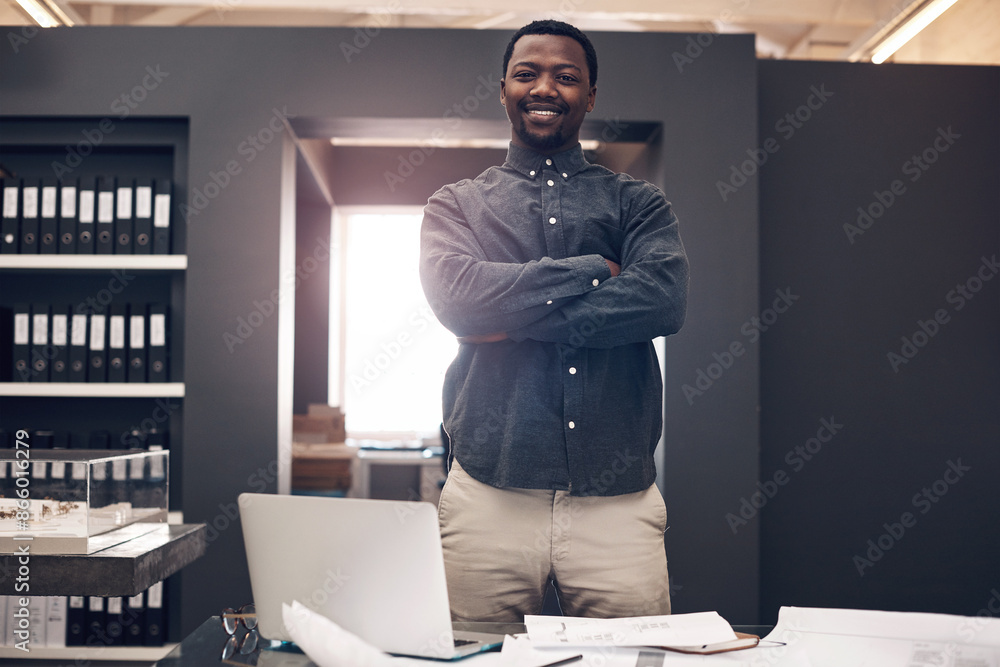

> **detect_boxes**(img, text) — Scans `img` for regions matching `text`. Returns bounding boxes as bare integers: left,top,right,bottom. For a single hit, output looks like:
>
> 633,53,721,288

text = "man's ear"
586,85,597,112
500,78,506,104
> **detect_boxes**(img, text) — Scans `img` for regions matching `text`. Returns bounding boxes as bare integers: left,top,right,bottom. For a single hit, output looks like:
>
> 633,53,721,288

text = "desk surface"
155,617,773,666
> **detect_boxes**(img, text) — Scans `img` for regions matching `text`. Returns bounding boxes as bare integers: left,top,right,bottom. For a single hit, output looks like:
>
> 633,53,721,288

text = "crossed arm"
457,259,621,343
419,185,688,349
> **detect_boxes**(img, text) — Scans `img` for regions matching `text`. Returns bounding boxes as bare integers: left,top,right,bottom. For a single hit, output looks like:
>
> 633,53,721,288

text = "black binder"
59,178,78,253
77,176,96,254
147,303,168,382
1,178,19,253
128,303,147,382
88,309,108,382
115,179,134,254
144,581,165,646
40,177,59,254
12,303,30,382
95,175,115,254
30,302,50,382
67,596,87,646
69,309,89,382
0,307,12,382
133,178,153,254
105,596,125,646
85,596,106,647
153,179,172,254
20,178,40,254
49,304,69,382
107,304,127,382
124,592,145,646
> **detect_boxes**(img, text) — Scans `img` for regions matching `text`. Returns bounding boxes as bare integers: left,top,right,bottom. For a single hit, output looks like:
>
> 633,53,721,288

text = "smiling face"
501,34,597,156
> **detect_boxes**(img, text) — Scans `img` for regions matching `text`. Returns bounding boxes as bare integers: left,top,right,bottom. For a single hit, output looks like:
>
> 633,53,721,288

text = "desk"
350,448,446,504
155,618,773,666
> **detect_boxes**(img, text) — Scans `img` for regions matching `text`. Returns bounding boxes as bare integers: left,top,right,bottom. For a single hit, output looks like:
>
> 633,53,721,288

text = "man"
419,20,689,622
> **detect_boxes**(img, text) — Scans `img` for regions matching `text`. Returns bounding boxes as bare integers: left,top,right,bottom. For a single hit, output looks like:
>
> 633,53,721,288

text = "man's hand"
457,331,509,344
605,258,621,276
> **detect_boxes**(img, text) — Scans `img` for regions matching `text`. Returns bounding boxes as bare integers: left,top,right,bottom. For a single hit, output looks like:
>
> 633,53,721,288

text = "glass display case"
0,449,168,554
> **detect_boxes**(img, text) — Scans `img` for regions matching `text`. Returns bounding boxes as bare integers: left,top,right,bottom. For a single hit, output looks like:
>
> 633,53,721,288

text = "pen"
539,655,583,667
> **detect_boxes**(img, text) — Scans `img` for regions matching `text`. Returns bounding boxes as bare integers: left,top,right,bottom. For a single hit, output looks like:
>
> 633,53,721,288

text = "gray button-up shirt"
420,142,688,496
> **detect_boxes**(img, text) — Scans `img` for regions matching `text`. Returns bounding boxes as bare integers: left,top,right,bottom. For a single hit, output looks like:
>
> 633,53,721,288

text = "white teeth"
530,110,558,116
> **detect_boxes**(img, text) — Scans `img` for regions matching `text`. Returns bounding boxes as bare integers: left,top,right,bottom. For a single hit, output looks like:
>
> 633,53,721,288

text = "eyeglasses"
221,603,258,635
221,603,259,661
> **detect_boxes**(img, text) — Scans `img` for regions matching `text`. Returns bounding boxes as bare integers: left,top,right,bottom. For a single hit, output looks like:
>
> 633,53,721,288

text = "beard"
512,114,568,152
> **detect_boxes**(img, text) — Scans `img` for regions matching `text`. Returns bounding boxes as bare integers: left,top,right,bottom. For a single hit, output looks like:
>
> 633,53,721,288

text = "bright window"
332,207,458,437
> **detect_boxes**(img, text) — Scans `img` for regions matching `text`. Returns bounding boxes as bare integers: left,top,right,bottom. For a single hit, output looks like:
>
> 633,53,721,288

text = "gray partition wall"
757,60,1000,622
1,28,760,631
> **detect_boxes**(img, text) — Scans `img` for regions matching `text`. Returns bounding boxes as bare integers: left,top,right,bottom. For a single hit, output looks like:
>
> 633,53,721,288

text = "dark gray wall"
757,60,1000,623
0,27,760,630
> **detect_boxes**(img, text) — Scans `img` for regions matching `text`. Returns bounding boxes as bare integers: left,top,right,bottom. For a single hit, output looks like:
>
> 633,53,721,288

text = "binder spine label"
33,313,48,345
15,313,29,345
137,187,153,218
62,186,77,217
23,187,39,218
3,186,17,217
98,191,114,223
90,316,106,350
154,194,170,228
79,191,95,223
71,313,87,345
42,186,57,218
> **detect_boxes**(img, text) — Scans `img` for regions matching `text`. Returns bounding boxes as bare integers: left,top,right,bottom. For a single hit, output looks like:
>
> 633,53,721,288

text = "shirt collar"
504,142,589,180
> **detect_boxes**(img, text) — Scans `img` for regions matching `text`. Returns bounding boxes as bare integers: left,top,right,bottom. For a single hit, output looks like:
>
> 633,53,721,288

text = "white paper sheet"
524,612,739,649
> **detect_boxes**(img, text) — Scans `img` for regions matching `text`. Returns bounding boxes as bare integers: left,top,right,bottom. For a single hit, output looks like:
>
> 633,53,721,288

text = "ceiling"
2,0,999,65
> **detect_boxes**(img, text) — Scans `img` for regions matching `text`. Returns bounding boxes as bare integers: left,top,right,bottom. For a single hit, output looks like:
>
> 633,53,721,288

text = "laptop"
239,492,505,660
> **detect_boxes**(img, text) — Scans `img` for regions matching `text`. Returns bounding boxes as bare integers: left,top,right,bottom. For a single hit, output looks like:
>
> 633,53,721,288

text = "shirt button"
529,170,535,176
545,159,553,166
569,367,577,374
592,278,599,286
546,300,553,305
549,217,556,224
547,179,555,187
562,172,568,178
568,421,576,429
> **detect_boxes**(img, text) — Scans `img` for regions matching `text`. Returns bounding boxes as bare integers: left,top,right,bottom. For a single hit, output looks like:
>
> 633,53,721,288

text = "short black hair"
502,20,598,87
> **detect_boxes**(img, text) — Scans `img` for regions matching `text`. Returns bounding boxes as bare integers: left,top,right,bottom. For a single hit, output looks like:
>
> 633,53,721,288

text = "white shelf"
0,643,177,660
0,382,184,397
0,255,187,270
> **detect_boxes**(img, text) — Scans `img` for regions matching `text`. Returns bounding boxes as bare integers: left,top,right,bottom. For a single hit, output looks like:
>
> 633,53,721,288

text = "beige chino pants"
438,459,671,622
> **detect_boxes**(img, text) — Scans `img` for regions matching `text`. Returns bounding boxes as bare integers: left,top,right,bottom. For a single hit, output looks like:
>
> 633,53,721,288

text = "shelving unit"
0,255,188,270
0,382,185,397
1,116,192,654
